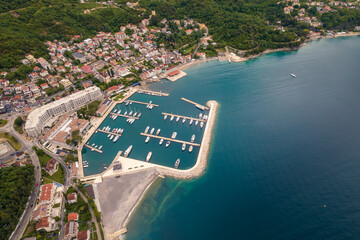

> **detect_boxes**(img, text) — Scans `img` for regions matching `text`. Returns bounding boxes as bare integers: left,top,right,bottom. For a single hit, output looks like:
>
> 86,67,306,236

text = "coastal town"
0,3,359,240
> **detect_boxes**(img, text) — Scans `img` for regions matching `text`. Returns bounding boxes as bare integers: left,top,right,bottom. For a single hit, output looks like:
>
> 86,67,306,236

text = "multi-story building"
25,86,103,137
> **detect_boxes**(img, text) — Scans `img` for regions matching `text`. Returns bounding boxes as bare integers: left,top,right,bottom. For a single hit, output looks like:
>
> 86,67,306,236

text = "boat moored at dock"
182,143,186,151
189,145,193,152
144,126,150,134
166,141,171,147
171,132,177,139
191,134,195,143
156,129,161,135
145,136,150,143
159,138,164,145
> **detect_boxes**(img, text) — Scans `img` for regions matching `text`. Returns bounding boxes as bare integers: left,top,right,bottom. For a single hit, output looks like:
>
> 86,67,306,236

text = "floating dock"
126,100,159,107
97,129,123,137
181,98,209,110
84,144,103,153
162,113,206,122
140,133,201,147
109,112,139,119
137,89,169,96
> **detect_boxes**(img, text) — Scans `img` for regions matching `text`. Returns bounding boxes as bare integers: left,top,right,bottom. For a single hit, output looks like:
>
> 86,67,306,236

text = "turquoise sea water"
124,36,360,240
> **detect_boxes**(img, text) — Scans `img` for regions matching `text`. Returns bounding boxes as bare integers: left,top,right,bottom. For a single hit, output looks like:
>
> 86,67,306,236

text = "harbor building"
25,86,102,137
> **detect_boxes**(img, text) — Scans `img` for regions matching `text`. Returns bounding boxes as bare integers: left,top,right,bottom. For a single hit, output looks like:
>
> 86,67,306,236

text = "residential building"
25,86,102,137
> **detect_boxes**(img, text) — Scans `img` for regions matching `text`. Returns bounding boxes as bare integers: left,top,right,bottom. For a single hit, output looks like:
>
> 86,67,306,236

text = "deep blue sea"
124,36,360,240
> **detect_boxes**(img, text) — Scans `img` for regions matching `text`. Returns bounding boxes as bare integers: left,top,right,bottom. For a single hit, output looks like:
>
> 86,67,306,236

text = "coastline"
83,34,358,239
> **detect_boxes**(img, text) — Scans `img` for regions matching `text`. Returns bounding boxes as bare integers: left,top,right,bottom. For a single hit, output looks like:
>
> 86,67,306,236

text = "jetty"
181,97,209,110
162,112,206,122
97,129,123,137
126,100,159,107
137,89,169,96
109,112,139,119
140,133,201,147
84,144,103,153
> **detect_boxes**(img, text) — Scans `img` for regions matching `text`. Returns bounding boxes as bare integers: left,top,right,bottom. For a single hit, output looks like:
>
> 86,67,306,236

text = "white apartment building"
25,86,103,137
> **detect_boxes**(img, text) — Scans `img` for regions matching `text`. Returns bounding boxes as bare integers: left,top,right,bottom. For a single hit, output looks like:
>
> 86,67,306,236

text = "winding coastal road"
0,115,42,240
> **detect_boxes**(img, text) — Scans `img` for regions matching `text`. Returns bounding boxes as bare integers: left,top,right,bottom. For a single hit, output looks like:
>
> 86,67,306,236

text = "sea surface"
124,36,360,240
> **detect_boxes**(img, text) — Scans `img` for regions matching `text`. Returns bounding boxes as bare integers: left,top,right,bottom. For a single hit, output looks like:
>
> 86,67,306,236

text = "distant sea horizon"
124,36,360,240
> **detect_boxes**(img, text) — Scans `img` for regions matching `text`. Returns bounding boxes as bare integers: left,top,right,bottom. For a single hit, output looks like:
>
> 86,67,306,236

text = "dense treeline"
321,8,360,30
140,0,304,51
0,0,143,69
0,166,35,239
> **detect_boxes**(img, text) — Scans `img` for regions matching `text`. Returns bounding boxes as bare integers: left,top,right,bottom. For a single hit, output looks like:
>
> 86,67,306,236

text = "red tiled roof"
68,212,78,221
36,217,49,229
39,184,53,203
77,230,89,240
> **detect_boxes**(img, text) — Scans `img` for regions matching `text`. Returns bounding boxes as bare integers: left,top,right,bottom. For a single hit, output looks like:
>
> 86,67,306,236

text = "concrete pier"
97,129,122,137
84,144,103,153
181,97,209,110
109,112,139,119
140,133,201,147
162,112,206,122
126,100,159,107
137,89,169,96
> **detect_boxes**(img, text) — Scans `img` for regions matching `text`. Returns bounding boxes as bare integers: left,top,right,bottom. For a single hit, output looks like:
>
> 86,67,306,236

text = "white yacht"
174,159,180,169
137,113,141,118
170,115,174,121
189,119,193,125
146,152,152,162
200,122,204,128
156,129,161,135
99,145,103,150
110,135,114,140
171,132,177,139
176,116,180,122
164,115,167,120
91,143,95,146
189,145,193,153
165,141,171,147
145,136,150,143
144,126,150,134
195,120,199,126
150,128,155,134
159,138,164,145
113,136,119,142
191,134,195,143
124,145,133,157
182,143,186,151
182,118,186,124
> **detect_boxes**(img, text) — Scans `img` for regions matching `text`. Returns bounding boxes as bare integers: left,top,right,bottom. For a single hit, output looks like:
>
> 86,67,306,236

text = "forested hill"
0,0,359,69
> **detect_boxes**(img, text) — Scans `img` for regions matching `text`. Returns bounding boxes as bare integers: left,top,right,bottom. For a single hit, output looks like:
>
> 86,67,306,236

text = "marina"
80,85,217,177
140,133,201,147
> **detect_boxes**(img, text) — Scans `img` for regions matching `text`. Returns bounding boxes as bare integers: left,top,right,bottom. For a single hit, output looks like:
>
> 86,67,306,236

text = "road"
1,116,42,240
35,141,71,239
74,185,102,240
